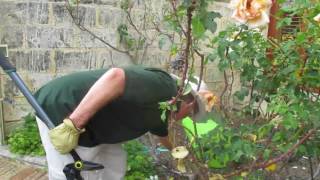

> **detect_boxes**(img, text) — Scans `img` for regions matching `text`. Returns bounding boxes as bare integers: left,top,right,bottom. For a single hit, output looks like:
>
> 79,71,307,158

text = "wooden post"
0,45,7,145
267,0,280,39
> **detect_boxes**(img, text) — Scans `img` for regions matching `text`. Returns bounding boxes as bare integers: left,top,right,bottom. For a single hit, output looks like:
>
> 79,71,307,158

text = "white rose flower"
314,13,320,23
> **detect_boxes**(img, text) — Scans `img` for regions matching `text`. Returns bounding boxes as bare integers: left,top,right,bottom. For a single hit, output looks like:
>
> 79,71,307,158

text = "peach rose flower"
229,0,273,28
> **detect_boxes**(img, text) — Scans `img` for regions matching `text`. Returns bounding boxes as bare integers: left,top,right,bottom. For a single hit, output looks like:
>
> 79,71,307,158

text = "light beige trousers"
36,117,127,180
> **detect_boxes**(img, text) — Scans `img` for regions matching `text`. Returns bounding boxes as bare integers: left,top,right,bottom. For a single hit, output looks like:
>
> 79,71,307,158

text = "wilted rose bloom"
229,0,273,28
314,13,320,23
198,90,217,112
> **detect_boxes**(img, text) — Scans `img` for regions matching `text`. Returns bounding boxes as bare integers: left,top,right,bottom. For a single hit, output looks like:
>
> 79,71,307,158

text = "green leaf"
170,44,178,56
120,0,130,10
263,149,271,160
234,88,249,101
117,24,129,42
296,32,306,44
277,0,287,3
228,50,240,61
298,145,307,154
276,17,292,29
217,40,228,59
192,16,206,39
234,150,244,162
182,0,192,7
204,11,221,34
223,154,230,165
272,132,283,142
206,53,217,62
68,0,79,6
280,65,296,75
169,104,178,112
282,114,298,130
158,35,167,49
208,158,225,168
183,83,193,95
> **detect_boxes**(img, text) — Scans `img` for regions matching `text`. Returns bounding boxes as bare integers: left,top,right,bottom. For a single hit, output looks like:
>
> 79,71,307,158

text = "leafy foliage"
7,114,45,156
197,0,320,177
65,0,320,178
123,140,157,179
153,0,320,178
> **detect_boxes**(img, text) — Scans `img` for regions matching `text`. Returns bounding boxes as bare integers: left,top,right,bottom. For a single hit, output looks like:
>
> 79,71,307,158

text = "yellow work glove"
49,118,85,154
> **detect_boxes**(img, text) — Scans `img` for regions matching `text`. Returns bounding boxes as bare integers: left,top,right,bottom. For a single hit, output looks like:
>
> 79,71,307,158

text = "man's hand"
49,118,85,154
174,100,195,121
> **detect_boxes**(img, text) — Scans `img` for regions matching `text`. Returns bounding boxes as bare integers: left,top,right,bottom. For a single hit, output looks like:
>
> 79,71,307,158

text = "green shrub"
7,114,45,156
123,140,157,179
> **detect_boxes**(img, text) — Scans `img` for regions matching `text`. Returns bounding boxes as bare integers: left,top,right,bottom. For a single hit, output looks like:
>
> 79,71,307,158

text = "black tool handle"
0,53,15,72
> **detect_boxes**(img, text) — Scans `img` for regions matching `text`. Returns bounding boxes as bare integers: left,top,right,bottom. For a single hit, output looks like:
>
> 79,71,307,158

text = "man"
35,65,202,180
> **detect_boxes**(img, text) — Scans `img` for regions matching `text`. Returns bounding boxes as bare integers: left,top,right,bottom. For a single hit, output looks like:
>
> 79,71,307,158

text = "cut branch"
195,50,205,91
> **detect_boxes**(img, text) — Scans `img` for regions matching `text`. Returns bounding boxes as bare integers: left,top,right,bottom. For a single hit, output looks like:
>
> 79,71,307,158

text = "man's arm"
49,68,126,154
69,68,126,129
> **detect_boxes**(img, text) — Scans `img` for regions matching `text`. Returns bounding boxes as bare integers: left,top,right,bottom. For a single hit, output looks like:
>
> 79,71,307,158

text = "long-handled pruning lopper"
0,47,104,180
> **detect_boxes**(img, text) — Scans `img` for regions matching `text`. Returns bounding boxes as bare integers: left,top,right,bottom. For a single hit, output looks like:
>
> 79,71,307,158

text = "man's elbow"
106,67,126,95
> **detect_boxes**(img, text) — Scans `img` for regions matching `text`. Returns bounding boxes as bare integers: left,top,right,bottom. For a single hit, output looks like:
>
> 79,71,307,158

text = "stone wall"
0,0,233,141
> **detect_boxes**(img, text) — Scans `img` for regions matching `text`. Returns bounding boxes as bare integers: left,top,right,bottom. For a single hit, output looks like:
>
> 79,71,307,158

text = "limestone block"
49,0,93,4
1,72,44,97
97,50,133,68
140,49,169,67
94,30,119,48
208,2,233,33
51,3,73,26
123,9,154,30
73,27,118,48
52,3,96,27
28,2,49,24
26,26,73,48
8,50,51,72
25,73,56,91
94,0,117,6
207,82,226,96
98,7,126,28
0,25,24,48
79,0,94,4
54,49,133,72
130,0,147,10
145,30,171,50
2,97,32,122
5,120,24,138
205,66,225,83
1,71,53,130
55,50,100,72
4,119,24,138
208,2,232,18
2,75,21,98
0,2,28,24
72,29,97,48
